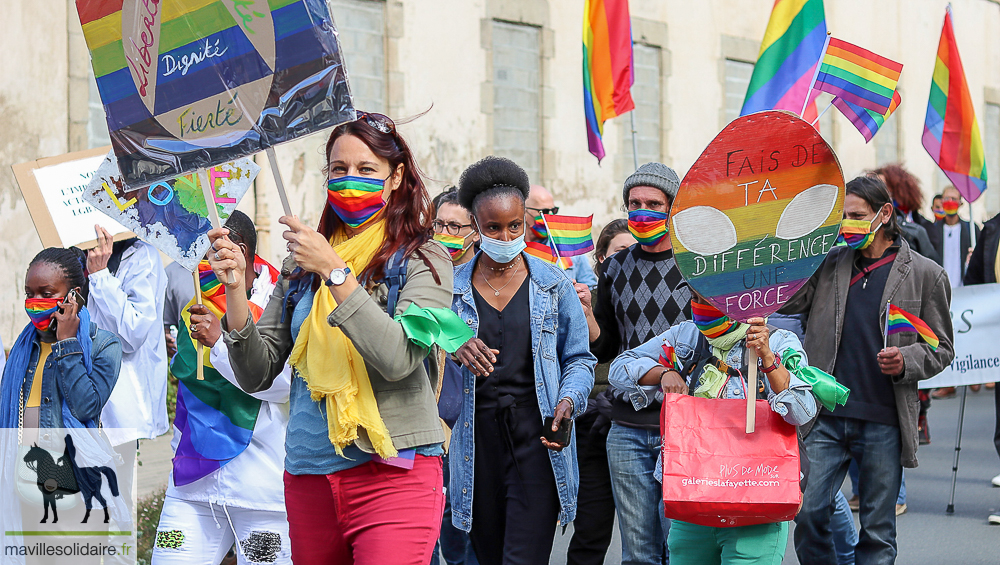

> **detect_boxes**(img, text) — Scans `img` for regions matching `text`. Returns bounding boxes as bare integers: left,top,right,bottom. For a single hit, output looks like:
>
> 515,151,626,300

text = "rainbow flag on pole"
813,38,902,114
886,304,940,351
582,0,635,162
922,7,988,203
740,0,827,116
542,214,595,257
833,90,901,143
525,241,573,269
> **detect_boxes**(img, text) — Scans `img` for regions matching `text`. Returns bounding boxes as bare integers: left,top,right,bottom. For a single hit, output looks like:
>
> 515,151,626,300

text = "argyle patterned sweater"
591,245,691,428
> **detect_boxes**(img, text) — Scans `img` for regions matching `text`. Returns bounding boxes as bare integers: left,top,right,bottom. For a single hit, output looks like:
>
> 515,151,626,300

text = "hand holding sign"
670,111,845,431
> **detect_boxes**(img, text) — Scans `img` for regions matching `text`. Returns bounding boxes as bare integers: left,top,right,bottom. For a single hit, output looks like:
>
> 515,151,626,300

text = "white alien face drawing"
671,183,841,256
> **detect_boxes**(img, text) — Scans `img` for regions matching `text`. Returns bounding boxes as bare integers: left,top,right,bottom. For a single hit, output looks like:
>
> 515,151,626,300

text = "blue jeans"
831,490,858,565
795,416,902,565
432,453,478,565
607,422,669,565
849,461,905,504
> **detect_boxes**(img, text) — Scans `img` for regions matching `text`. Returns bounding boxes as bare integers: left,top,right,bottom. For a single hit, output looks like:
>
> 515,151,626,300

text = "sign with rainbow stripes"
670,111,845,322
76,0,355,188
82,151,259,271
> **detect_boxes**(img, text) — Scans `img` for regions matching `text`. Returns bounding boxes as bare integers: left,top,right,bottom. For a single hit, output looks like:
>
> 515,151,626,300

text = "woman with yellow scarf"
205,113,471,565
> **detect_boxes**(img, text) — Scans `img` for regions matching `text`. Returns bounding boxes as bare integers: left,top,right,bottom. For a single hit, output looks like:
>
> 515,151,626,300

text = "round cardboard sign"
669,111,845,322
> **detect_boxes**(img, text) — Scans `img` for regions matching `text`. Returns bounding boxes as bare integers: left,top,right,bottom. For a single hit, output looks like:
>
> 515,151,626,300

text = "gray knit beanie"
622,162,680,204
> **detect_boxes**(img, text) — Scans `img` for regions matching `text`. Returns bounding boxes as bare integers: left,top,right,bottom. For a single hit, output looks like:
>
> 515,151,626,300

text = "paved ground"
137,430,173,498
548,387,1000,565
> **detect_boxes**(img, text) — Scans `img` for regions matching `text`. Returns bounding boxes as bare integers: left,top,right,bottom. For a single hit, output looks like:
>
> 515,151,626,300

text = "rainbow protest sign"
669,111,845,322
77,0,354,188
82,152,259,270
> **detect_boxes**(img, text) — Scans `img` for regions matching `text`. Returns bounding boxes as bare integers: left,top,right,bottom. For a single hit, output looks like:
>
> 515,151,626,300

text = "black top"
830,245,899,426
591,245,691,428
473,279,535,408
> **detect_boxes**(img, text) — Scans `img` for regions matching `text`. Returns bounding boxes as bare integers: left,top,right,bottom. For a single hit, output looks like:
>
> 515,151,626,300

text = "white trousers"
152,497,291,565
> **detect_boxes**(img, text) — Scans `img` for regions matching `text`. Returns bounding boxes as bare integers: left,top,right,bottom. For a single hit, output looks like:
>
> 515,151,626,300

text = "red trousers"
283,455,445,565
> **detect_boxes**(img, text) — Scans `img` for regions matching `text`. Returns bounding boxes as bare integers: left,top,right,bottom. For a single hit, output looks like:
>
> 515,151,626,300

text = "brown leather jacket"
780,238,954,467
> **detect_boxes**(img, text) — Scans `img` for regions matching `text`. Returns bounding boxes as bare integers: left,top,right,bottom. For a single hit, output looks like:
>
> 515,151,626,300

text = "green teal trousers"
666,519,788,565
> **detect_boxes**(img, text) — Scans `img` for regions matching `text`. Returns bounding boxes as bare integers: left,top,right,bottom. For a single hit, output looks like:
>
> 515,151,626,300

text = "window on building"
723,59,754,125
87,70,111,148
492,20,541,183
984,102,1000,215
875,102,900,165
623,43,662,168
329,0,386,112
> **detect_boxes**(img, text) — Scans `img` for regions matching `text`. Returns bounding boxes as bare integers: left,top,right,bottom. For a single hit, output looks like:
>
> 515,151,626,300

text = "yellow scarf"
288,220,397,459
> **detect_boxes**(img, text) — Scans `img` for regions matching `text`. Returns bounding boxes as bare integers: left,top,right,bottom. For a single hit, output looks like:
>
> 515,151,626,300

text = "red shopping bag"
660,393,800,527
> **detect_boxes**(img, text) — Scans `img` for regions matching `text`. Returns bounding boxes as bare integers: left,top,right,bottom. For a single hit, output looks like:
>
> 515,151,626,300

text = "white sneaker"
989,514,1000,525
992,473,1000,487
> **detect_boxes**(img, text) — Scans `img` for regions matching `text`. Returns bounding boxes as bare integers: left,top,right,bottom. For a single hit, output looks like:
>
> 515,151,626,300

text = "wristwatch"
325,267,352,287
760,353,781,374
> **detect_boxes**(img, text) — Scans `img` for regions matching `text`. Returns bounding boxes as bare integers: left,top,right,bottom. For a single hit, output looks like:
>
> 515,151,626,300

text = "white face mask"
478,233,526,264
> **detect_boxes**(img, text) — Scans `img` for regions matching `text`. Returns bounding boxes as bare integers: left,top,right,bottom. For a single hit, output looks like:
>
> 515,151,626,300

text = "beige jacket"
781,238,954,467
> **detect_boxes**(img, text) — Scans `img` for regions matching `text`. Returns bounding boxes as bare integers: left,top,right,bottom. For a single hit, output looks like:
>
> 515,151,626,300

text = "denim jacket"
19,323,122,429
449,252,597,531
610,321,817,426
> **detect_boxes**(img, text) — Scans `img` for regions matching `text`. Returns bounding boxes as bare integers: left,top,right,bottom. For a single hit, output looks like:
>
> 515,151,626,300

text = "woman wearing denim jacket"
1,248,122,430
1,248,122,532
610,293,817,565
449,156,596,565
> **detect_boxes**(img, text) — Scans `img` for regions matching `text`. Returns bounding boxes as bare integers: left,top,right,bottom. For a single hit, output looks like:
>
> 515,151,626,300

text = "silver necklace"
482,259,521,297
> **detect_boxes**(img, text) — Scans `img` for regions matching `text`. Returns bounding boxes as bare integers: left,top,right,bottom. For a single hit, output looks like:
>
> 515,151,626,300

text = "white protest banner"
12,146,134,249
919,283,1000,388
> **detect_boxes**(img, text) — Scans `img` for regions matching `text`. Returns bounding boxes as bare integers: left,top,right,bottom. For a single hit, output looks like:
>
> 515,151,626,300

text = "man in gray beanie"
589,162,690,565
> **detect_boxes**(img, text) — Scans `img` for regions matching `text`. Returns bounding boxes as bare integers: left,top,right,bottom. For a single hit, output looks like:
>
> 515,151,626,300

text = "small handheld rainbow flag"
813,37,903,114
542,214,595,257
833,90,901,143
886,304,939,351
922,7,988,203
525,241,573,269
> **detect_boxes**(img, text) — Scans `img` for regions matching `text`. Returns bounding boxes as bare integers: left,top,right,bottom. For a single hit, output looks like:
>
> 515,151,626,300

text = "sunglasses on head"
356,111,396,135
527,206,560,216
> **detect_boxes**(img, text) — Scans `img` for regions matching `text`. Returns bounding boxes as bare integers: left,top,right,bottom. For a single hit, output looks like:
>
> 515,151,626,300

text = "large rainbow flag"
76,0,354,187
170,256,277,485
813,38,902,115
740,0,827,117
833,90,901,143
922,7,988,203
582,0,634,162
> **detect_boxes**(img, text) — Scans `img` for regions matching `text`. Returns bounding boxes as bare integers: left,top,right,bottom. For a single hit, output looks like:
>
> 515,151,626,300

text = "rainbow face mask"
932,207,946,221
628,209,669,246
327,176,388,229
691,300,738,339
838,217,882,250
942,199,960,217
25,297,61,332
433,232,474,261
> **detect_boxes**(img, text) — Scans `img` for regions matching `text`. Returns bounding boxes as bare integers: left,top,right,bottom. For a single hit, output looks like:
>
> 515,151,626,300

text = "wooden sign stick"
192,269,205,381
198,168,236,285
746,349,758,433
266,147,293,217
